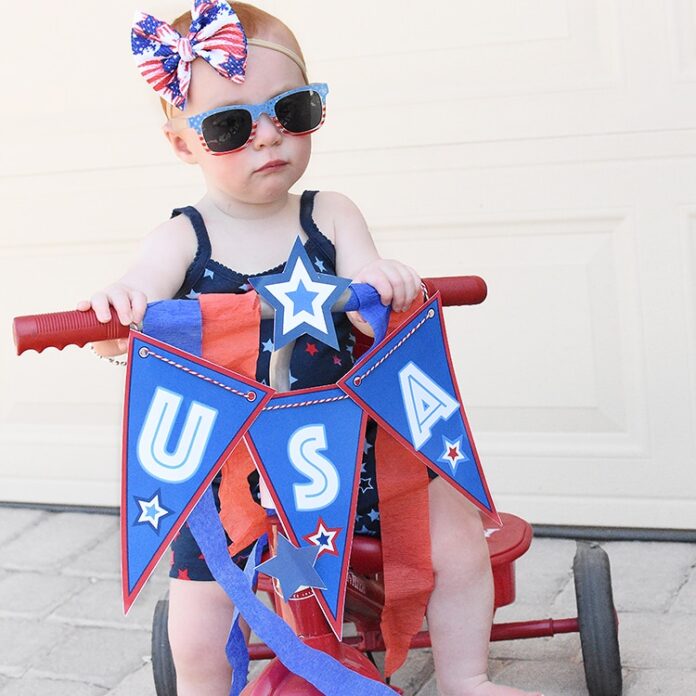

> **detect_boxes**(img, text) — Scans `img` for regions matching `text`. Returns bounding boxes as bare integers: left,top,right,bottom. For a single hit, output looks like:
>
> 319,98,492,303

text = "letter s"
288,424,340,511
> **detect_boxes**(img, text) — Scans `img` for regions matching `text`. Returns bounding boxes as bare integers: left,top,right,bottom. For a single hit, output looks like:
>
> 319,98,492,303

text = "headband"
131,0,308,111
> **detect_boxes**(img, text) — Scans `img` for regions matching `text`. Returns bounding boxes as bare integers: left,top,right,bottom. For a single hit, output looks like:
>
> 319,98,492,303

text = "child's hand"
352,259,421,313
77,283,147,356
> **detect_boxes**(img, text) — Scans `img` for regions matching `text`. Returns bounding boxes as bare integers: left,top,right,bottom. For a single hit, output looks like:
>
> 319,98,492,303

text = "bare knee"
168,579,234,688
429,478,491,577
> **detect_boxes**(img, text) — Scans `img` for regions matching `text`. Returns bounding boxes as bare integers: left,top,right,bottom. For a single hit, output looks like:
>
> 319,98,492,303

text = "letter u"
137,386,218,483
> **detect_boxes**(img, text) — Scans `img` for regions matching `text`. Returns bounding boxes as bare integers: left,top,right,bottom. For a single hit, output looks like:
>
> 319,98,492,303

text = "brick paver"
0,506,693,695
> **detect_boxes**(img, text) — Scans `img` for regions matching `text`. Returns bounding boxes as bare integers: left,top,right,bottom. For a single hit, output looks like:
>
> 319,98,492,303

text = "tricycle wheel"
152,594,178,696
573,541,622,696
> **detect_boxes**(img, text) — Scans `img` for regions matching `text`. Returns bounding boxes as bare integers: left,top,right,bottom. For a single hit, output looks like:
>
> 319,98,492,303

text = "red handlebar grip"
423,276,487,306
13,308,129,355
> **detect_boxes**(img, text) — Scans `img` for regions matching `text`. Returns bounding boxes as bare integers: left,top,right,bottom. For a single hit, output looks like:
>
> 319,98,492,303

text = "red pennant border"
338,293,500,526
244,383,368,638
120,330,275,613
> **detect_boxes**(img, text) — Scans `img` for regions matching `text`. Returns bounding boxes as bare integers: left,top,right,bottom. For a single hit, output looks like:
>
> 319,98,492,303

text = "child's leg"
168,578,239,696
427,478,542,696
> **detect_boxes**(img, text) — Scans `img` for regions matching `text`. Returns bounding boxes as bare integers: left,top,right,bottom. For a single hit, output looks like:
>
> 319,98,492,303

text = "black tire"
573,541,622,696
152,595,178,696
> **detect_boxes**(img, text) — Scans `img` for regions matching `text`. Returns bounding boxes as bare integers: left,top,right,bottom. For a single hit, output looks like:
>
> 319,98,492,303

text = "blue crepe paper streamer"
188,490,394,696
226,535,266,696
143,300,392,696
344,283,391,344
142,299,202,355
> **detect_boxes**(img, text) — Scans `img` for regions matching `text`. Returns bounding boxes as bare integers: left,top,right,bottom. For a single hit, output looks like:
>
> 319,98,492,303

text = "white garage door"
1,0,695,528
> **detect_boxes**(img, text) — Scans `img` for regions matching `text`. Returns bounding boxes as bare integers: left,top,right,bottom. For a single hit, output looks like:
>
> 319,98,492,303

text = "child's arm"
77,216,197,356
329,192,421,335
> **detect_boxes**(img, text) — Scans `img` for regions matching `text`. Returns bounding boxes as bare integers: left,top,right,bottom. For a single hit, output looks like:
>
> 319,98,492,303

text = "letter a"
398,361,459,450
137,386,218,483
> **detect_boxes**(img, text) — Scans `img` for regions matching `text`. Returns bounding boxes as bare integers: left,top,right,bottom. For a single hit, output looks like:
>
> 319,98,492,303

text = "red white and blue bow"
131,1,248,110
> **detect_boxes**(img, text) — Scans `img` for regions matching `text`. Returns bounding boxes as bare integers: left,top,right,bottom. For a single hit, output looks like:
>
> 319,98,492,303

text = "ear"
162,123,199,164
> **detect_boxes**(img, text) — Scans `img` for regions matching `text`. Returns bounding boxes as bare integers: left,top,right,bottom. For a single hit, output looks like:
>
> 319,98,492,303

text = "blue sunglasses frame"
172,83,329,155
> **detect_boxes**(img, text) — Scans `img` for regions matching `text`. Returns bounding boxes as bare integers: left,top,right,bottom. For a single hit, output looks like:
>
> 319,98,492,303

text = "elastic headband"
248,38,308,84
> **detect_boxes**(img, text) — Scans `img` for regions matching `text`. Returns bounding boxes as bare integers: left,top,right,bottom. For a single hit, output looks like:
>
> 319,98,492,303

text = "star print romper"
169,190,382,581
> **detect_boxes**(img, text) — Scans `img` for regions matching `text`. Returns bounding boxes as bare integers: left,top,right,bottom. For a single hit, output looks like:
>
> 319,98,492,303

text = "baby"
79,3,541,695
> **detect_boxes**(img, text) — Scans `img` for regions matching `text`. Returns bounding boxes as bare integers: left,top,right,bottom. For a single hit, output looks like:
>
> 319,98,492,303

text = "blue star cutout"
367,508,380,522
255,533,326,601
314,257,326,272
249,237,352,350
262,338,274,353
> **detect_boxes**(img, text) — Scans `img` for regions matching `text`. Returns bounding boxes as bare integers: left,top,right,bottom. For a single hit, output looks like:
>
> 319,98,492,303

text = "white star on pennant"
303,518,341,558
438,435,469,475
136,492,169,530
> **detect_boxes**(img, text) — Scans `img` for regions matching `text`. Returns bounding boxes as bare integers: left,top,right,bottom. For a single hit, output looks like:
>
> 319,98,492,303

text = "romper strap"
171,206,212,299
299,191,335,267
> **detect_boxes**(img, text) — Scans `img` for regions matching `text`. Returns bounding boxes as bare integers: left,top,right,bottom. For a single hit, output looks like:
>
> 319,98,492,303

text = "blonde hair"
161,2,307,119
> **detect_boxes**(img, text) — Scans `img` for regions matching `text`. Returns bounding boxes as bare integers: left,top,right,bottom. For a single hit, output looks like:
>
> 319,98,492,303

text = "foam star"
303,518,341,558
255,533,326,601
134,491,171,531
249,237,351,350
438,435,469,475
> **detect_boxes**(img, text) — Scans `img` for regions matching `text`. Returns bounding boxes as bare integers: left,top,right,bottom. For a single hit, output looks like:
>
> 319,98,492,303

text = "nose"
252,113,282,149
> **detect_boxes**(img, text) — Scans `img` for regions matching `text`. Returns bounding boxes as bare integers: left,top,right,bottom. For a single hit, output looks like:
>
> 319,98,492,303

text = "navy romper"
169,190,382,581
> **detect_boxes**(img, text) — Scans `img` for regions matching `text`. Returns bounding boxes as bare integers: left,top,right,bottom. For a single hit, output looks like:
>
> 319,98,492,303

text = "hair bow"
131,0,248,110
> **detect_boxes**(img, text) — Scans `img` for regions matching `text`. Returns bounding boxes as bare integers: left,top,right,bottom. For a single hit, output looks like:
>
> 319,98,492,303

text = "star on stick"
255,533,327,601
249,237,351,350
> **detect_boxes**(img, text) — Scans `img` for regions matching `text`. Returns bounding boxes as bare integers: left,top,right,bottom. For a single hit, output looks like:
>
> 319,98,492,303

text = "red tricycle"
13,276,622,696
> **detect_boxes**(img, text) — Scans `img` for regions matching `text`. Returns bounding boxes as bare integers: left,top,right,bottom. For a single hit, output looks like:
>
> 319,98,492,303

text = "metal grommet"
138,347,150,358
247,392,257,402
353,376,362,387
427,309,435,319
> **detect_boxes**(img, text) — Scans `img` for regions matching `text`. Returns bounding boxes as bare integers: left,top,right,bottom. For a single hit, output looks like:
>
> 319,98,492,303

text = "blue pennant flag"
245,385,367,637
121,331,273,612
249,237,351,350
339,295,499,524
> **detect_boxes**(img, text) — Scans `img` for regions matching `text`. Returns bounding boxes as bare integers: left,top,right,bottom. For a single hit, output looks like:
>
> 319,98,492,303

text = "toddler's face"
166,43,312,205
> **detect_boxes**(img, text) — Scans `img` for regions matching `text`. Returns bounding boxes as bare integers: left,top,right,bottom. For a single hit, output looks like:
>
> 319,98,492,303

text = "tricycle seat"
350,512,532,608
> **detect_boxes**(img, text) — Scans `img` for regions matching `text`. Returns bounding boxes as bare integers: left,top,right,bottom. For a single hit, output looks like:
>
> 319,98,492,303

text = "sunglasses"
172,83,329,155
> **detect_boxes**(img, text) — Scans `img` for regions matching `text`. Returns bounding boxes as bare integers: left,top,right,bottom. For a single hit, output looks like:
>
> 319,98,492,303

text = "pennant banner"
245,385,367,637
121,330,273,612
339,294,499,524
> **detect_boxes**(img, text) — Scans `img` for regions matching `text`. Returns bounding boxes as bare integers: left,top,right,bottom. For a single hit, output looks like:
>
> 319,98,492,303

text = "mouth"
255,159,289,173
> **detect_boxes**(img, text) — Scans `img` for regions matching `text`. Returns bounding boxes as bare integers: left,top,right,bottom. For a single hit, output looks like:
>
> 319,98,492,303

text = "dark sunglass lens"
201,109,253,152
275,90,323,133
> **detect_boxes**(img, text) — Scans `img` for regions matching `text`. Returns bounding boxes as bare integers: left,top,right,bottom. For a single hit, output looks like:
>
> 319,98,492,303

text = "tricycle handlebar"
12,276,487,356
